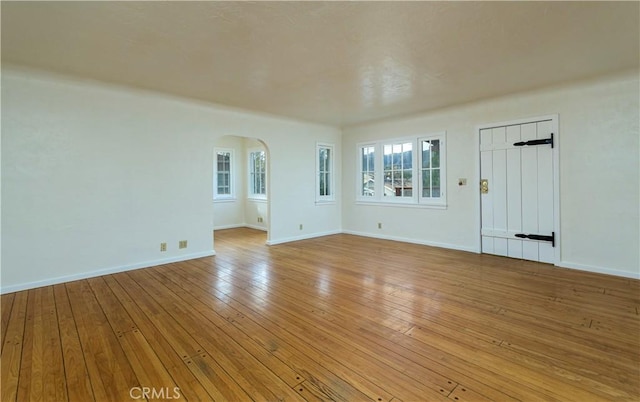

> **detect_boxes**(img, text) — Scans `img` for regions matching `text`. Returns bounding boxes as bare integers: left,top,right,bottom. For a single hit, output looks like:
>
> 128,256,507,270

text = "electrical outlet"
299,224,303,230
378,222,382,229
160,242,167,252
258,217,263,223
179,240,187,249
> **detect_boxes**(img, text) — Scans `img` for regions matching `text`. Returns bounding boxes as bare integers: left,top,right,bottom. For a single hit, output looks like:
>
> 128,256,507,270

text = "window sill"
315,200,336,206
213,198,237,203
247,197,268,203
355,200,447,210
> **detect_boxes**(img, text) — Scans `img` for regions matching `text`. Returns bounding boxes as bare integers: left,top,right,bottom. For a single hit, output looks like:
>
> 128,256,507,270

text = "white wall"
2,66,636,293
342,70,639,278
1,66,342,293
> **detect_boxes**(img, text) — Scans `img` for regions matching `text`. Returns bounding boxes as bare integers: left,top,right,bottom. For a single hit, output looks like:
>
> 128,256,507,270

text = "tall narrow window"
317,143,335,202
360,145,376,197
249,150,266,198
383,141,413,198
213,148,234,200
419,136,445,202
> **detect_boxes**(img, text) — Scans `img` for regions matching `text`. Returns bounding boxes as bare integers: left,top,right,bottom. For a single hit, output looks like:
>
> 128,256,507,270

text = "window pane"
384,172,393,197
403,142,412,168
324,173,331,196
431,140,440,168
402,169,412,185
402,169,412,196
431,169,440,197
325,148,331,171
362,173,374,196
218,173,230,195
422,170,431,197
383,145,392,170
319,172,326,195
250,151,266,195
361,148,368,171
259,173,266,194
422,141,431,169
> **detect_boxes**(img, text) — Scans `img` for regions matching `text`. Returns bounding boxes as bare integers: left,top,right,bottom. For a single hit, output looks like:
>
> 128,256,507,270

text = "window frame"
418,134,446,205
381,139,415,202
316,143,336,203
248,148,267,200
356,132,447,208
359,143,377,199
213,148,235,201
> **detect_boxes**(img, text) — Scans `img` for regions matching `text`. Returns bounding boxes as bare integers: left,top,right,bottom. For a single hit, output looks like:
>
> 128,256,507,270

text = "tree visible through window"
383,142,413,198
421,139,441,198
361,145,375,197
357,133,446,206
249,150,266,197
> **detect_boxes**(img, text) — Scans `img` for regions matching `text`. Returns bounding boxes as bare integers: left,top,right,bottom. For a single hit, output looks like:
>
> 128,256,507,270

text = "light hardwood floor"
2,227,639,401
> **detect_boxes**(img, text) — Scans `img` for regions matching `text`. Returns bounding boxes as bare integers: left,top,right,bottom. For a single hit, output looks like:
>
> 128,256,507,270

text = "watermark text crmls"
130,386,181,400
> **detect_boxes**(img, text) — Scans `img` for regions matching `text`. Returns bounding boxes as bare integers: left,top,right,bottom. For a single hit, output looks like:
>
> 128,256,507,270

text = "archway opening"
212,135,270,248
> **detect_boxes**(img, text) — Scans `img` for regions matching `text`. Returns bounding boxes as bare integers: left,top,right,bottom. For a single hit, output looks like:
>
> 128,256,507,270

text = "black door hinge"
515,231,555,247
514,133,554,148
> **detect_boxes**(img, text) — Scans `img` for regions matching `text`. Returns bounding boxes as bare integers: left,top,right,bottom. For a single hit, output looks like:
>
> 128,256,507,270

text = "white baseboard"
557,261,640,280
6,232,634,294
0,250,216,294
214,224,267,232
266,230,342,246
244,224,268,232
213,223,246,230
342,230,479,253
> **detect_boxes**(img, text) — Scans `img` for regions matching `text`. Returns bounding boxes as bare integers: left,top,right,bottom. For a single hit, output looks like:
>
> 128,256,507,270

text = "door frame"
475,114,561,265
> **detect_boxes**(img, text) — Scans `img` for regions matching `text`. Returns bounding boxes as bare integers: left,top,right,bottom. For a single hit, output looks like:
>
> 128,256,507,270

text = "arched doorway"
212,135,270,246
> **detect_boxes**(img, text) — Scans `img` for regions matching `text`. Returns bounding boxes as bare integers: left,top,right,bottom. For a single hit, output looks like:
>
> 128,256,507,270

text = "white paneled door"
480,117,558,264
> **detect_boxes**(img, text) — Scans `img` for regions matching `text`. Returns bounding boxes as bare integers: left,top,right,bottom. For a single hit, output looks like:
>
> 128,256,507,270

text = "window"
420,138,442,199
317,143,335,202
249,150,266,198
357,133,446,207
213,148,234,200
383,141,413,198
361,145,375,197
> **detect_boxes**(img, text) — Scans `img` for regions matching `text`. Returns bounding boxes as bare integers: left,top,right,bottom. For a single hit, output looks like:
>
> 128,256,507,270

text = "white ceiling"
2,1,638,127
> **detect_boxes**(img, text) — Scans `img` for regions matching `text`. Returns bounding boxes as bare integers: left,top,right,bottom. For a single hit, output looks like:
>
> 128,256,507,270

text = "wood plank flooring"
1,227,639,401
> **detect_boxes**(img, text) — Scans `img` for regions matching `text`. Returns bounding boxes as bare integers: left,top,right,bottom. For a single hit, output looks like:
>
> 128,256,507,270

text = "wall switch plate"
179,240,187,249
